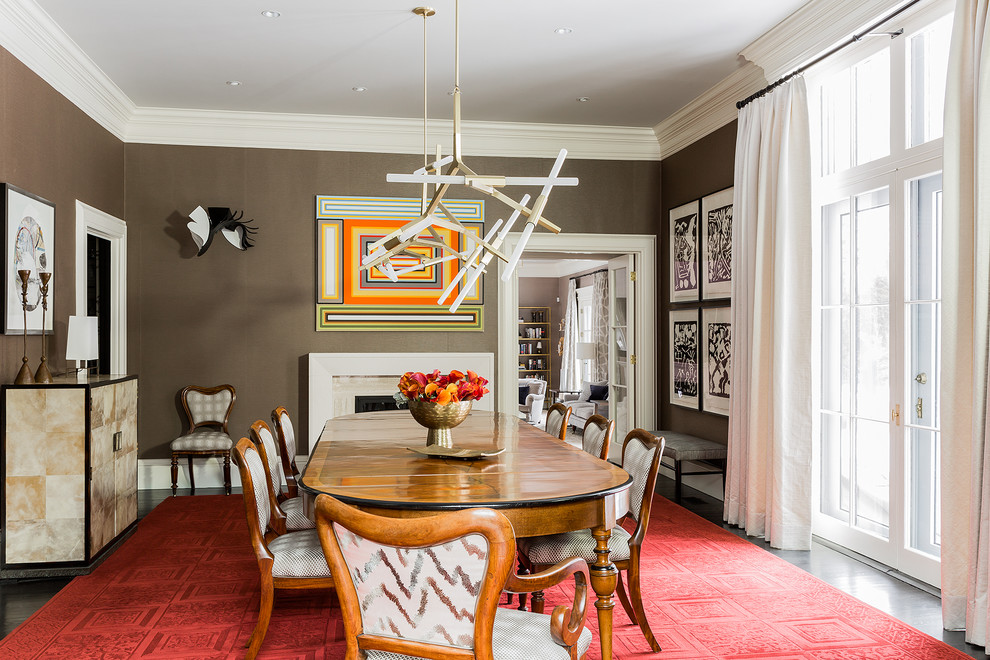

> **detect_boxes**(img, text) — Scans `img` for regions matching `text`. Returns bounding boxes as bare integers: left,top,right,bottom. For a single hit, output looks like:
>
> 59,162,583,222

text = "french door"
608,255,635,445
814,163,942,587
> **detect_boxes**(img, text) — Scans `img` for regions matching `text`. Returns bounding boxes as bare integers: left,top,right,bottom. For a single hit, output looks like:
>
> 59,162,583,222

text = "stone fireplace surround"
306,352,496,454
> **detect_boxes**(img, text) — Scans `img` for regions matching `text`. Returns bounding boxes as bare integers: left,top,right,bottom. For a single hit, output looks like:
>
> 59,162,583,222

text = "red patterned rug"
0,494,969,659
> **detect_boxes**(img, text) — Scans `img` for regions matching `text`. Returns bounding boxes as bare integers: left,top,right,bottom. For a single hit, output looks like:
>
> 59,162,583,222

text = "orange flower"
396,369,488,405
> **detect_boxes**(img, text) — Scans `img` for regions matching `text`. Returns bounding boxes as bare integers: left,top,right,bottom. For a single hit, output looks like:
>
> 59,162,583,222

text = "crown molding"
652,63,767,160
125,108,662,160
741,0,909,81
0,0,133,139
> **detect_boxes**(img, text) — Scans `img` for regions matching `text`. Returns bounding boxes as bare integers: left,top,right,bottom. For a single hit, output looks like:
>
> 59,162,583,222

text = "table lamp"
65,315,99,381
576,341,596,381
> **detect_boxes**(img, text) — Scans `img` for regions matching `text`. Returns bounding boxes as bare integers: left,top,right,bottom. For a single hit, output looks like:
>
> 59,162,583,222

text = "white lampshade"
66,315,99,361
576,341,596,360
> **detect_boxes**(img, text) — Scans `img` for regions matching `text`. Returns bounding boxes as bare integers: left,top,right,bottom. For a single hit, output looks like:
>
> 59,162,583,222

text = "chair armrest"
561,393,580,402
504,556,589,648
525,393,545,407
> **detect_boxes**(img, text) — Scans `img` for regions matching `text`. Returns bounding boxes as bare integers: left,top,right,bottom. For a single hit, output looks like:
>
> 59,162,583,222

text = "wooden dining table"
299,408,632,660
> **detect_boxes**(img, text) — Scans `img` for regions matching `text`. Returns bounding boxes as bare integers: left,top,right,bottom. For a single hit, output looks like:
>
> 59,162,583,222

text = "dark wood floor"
0,481,984,657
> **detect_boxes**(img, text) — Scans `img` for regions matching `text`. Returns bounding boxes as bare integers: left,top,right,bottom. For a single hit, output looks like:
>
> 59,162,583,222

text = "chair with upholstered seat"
271,406,301,498
314,493,593,660
581,414,614,461
250,420,314,532
232,437,334,660
170,384,235,496
517,429,666,653
519,377,547,424
545,402,571,441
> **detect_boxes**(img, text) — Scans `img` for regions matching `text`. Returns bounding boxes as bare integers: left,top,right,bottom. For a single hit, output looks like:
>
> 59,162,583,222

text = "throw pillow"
589,384,609,401
519,385,529,405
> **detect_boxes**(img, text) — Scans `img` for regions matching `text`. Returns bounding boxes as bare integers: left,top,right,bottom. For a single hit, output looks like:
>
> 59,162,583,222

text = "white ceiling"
30,0,809,130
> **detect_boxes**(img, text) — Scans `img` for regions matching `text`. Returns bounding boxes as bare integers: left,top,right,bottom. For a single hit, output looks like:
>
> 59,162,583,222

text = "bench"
649,430,727,502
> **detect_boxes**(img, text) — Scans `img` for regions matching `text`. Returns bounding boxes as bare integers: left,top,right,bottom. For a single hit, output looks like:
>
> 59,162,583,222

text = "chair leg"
627,562,661,652
170,455,178,496
246,574,274,660
223,452,232,495
187,455,195,494
615,571,638,625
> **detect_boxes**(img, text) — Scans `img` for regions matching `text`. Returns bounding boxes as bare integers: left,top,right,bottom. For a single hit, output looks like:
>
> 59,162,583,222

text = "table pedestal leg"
591,524,617,660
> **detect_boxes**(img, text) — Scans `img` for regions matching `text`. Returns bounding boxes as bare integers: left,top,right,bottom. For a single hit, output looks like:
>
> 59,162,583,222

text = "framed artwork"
669,309,699,409
3,184,54,335
315,196,484,331
702,306,732,416
669,200,700,302
701,186,733,300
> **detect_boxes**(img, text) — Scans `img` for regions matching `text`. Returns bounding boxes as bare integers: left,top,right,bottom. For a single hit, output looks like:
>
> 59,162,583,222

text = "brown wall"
0,48,125,384
124,145,661,457
658,121,736,445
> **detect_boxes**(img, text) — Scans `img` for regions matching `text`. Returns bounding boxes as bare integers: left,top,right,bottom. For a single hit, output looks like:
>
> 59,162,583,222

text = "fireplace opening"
354,395,408,413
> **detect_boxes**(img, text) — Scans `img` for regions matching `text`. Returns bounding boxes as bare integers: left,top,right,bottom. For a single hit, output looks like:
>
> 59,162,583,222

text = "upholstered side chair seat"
170,430,232,452
362,608,593,660
280,497,316,531
268,530,331,578
517,525,632,565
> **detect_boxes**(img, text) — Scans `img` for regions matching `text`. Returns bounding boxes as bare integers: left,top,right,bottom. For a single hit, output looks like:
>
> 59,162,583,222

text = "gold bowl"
407,399,473,448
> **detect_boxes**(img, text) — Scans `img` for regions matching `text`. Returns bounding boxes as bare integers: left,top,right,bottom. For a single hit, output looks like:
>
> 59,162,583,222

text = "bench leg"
675,459,682,503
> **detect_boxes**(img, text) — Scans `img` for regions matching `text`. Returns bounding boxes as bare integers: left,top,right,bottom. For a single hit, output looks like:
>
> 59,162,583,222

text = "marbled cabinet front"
1,375,138,575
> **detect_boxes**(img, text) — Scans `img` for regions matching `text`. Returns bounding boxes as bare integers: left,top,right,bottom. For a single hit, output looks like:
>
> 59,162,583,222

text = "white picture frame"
702,306,732,416
669,200,700,302
4,184,55,335
669,309,700,409
701,186,733,300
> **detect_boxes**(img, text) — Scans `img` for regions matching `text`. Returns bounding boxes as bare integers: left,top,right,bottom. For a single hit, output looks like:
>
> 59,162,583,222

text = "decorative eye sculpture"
187,206,257,256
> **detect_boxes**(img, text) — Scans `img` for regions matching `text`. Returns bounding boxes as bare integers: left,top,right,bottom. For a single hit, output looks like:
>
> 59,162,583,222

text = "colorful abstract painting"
316,196,484,331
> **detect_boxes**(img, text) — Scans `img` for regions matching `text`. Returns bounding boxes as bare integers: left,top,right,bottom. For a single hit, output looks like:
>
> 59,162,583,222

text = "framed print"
701,186,733,300
4,184,54,335
669,200,700,302
702,306,732,415
669,309,699,409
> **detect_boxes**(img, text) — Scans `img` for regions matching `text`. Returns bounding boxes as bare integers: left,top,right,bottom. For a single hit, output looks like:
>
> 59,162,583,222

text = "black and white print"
669,200,700,302
702,306,731,415
701,187,733,300
669,309,699,409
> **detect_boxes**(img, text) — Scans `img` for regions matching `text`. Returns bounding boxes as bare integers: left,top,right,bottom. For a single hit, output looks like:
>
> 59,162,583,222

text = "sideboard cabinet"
1,375,138,576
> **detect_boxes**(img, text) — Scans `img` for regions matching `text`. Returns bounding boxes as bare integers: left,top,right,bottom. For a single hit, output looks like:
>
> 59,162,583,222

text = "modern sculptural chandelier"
362,0,578,312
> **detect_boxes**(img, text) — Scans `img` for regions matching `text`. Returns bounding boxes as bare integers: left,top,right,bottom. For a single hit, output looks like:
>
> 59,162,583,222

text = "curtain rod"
570,268,608,281
735,0,924,110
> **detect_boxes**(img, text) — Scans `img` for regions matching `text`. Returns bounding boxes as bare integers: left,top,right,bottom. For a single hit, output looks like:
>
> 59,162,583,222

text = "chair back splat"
581,414,614,461
271,406,301,497
545,402,571,442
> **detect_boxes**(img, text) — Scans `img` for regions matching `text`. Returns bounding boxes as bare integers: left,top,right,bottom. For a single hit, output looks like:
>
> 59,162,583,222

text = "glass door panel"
608,255,634,442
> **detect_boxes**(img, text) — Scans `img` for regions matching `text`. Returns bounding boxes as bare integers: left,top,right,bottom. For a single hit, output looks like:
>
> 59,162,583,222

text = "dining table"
299,408,632,660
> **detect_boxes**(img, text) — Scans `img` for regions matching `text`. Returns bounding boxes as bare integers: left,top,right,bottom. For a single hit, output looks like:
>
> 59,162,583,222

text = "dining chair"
582,414,614,461
250,420,314,532
314,493,593,660
517,429,666,653
271,406,301,498
545,402,571,442
169,384,235,496
232,437,334,660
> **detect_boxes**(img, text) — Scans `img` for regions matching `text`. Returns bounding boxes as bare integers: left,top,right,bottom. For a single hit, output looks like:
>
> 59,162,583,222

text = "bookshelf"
518,306,551,392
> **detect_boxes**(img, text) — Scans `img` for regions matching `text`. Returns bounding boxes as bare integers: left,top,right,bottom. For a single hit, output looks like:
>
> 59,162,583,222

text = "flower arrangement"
396,369,489,406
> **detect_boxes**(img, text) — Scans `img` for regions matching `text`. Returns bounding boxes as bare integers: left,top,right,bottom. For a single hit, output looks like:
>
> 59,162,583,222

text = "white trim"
497,233,657,433
74,201,126,374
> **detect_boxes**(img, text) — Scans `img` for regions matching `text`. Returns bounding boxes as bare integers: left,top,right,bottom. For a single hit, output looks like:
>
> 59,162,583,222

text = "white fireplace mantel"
307,352,495,453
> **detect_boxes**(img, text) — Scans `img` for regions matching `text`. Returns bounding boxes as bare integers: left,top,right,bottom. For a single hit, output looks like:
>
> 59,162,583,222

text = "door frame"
74,201,127,374
497,232,656,431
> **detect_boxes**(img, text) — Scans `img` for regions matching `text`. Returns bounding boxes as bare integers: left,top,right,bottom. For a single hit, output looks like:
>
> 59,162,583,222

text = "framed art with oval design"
3,184,55,335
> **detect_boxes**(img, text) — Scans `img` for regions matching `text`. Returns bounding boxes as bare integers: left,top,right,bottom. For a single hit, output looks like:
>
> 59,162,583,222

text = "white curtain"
941,0,990,642
724,77,813,550
591,271,609,382
560,279,581,391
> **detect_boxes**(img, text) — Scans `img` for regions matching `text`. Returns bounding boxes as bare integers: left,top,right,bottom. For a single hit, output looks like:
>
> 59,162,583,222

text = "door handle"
915,372,928,384
916,397,923,420
891,404,901,426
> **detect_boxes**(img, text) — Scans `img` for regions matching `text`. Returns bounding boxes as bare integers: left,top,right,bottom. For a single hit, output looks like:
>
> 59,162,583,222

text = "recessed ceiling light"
352,86,368,92
554,27,573,35
226,80,242,86
576,97,590,102
261,10,281,18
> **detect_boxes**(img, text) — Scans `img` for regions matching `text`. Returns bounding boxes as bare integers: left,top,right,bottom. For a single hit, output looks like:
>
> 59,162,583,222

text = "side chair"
250,420,314,533
271,406,301,498
232,437,334,660
545,402,571,442
517,429,666,653
314,493,593,660
582,414,614,461
169,384,235,496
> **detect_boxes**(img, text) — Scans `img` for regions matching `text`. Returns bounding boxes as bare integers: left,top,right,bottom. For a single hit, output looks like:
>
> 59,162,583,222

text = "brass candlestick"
34,271,52,383
14,269,34,384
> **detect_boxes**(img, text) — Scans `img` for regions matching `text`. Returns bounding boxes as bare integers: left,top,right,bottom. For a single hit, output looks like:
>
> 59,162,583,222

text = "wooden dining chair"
314,493,593,660
582,414,614,461
545,402,571,441
517,429,666,653
271,406,301,498
232,437,334,660
250,420,314,532
169,384,235,496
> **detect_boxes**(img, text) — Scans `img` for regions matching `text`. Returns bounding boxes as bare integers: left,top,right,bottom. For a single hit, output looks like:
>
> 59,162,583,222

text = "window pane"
908,173,942,301
855,418,890,538
821,308,849,413
820,412,850,523
820,68,851,175
909,427,940,557
855,305,889,421
855,188,890,305
908,14,952,147
821,199,851,306
855,49,890,166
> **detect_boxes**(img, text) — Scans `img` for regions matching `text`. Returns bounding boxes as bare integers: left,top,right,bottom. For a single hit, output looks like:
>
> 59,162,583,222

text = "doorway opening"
86,234,111,374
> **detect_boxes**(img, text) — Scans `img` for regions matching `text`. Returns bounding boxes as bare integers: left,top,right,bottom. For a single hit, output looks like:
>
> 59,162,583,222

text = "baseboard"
138,456,307,491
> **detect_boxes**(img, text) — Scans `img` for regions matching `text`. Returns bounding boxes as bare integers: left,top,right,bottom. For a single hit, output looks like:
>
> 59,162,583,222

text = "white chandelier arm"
436,217,503,305
393,253,459,276
413,154,453,175
485,187,561,234
386,173,578,188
